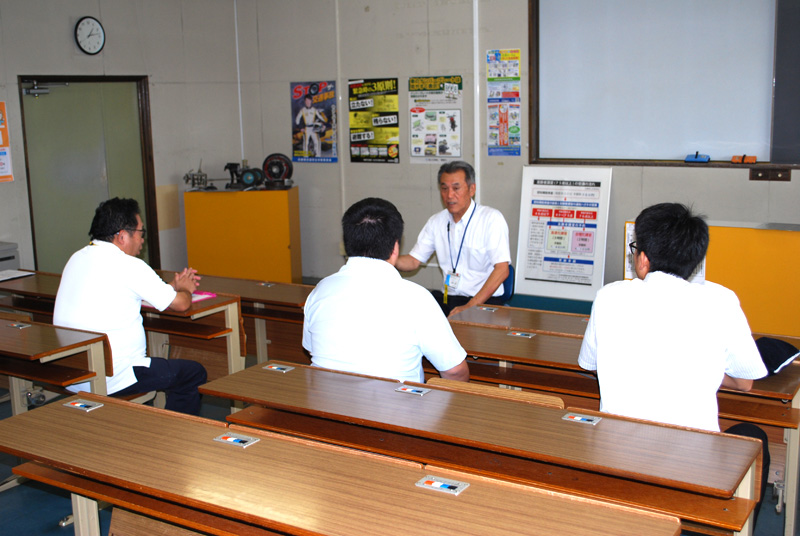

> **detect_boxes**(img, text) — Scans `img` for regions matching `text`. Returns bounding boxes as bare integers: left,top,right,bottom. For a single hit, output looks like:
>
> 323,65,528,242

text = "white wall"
0,0,797,295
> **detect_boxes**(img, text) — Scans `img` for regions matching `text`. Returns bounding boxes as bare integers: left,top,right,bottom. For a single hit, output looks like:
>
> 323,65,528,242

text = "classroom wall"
0,0,797,298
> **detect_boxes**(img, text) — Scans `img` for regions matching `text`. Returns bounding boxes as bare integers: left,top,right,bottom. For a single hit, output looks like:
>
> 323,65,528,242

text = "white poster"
408,75,463,163
515,166,612,301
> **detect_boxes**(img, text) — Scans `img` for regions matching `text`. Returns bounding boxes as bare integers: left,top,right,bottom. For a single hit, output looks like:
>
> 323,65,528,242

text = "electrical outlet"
750,168,791,181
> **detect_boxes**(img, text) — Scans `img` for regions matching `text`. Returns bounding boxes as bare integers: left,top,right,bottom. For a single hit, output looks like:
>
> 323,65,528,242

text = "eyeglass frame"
123,227,147,239
628,241,639,257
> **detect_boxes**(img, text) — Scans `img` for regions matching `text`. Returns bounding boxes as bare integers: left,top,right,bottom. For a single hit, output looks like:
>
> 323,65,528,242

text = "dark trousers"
113,357,207,416
431,290,505,317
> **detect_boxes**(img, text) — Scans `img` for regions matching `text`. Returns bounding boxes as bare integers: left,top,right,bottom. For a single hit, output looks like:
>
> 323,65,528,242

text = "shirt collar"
449,199,476,226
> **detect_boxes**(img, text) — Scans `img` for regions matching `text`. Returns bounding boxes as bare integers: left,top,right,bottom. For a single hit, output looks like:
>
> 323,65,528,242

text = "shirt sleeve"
485,209,512,266
408,215,438,264
416,288,466,371
577,302,599,371
718,288,768,380
131,259,177,312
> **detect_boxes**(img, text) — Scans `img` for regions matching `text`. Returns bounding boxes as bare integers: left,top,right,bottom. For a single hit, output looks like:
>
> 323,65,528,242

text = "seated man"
395,161,510,317
578,202,769,522
303,197,469,383
54,198,207,415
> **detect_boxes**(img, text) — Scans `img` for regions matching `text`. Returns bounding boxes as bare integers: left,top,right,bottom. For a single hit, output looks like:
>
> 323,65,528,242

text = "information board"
515,166,612,301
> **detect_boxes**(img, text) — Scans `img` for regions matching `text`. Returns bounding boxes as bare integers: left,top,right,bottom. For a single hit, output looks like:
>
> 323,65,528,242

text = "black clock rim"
75,16,105,55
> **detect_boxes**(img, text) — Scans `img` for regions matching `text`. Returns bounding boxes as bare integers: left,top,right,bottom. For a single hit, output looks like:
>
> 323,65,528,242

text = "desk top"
0,270,238,319
450,305,589,339
0,318,107,362
0,394,680,536
160,271,313,308
200,363,760,498
451,323,583,371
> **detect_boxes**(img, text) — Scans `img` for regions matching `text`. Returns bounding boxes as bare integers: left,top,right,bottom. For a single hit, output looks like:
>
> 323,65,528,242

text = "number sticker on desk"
7,322,30,329
396,386,431,396
263,364,295,373
507,331,535,338
562,412,602,425
478,306,497,312
416,475,469,495
64,399,103,412
214,433,260,448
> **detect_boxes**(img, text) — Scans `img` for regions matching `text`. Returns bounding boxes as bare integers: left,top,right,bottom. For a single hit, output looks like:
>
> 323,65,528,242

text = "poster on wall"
0,102,12,182
291,81,338,163
514,166,612,301
486,49,521,157
348,78,399,163
408,75,463,164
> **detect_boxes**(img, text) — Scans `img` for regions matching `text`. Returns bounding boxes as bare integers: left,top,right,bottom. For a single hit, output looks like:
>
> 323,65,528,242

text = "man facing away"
578,202,770,522
303,197,469,383
54,197,207,415
395,161,511,317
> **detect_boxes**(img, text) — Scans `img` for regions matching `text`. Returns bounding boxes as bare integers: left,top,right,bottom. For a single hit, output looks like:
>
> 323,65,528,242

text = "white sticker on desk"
395,386,431,396
257,282,274,287
263,364,294,373
478,306,497,312
7,322,30,329
64,399,104,412
562,412,602,425
213,433,260,448
507,331,534,338
416,475,469,495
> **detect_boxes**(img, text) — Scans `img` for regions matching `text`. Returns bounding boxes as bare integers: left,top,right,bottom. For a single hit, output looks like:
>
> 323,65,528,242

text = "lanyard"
447,203,476,273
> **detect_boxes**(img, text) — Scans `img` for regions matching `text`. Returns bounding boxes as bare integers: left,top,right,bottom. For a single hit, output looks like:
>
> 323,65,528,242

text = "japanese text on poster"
0,102,12,182
291,81,338,163
486,49,521,157
408,75,463,164
348,78,399,163
515,167,612,301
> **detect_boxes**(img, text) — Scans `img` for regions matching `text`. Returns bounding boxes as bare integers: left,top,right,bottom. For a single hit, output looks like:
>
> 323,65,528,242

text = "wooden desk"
164,271,312,364
0,394,681,536
0,271,243,377
201,363,759,500
0,319,108,414
451,323,583,372
450,304,588,339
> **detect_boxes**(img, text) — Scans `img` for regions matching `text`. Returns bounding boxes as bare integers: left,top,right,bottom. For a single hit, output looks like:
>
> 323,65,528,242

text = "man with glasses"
578,202,770,525
54,197,207,415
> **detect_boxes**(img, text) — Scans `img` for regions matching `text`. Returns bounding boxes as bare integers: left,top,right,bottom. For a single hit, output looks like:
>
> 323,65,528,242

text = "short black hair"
342,197,404,260
89,197,141,242
634,203,708,280
437,160,475,186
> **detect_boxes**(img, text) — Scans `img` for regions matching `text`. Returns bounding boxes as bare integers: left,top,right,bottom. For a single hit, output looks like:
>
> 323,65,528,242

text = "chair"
500,263,515,303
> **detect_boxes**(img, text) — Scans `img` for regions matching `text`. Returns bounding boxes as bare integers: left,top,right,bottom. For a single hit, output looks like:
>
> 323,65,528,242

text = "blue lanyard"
448,203,476,273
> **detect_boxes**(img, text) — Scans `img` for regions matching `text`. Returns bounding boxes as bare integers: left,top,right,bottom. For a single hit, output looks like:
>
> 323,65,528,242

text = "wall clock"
75,16,105,55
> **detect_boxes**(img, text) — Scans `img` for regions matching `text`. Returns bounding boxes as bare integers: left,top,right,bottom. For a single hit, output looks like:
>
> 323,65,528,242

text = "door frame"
17,75,161,269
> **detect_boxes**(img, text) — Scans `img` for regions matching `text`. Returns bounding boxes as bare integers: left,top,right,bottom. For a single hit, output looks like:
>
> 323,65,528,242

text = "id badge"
444,272,461,290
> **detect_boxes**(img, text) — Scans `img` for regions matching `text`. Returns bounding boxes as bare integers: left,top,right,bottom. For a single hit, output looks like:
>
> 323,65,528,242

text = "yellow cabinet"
184,188,302,283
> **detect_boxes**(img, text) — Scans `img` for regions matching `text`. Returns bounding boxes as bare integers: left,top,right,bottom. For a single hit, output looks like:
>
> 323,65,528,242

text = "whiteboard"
515,166,612,301
538,0,775,161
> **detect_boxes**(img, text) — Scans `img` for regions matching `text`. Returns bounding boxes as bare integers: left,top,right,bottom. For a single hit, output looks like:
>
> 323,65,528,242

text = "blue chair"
500,264,515,303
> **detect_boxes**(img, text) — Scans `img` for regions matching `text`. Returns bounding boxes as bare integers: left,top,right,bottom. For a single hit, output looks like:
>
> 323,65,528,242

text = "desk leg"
8,376,32,416
85,341,107,396
254,316,269,364
224,302,243,374
734,459,756,536
70,493,101,536
784,407,799,536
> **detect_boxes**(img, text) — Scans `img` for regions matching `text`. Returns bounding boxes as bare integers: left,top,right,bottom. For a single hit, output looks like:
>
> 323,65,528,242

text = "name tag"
444,272,460,290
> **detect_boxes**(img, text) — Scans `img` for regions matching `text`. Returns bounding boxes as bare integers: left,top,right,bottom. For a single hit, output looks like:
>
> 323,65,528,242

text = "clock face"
75,16,105,55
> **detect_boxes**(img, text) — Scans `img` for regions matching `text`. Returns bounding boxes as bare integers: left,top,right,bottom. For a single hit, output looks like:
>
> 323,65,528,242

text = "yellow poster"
0,102,12,182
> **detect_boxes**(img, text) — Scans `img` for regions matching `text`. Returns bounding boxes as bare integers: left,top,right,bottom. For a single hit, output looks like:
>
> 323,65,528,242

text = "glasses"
628,241,638,257
124,227,147,239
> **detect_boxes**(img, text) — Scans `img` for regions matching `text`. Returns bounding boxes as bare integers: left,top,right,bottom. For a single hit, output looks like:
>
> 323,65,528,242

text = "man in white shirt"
303,197,469,383
396,161,511,317
578,202,769,524
54,198,207,415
